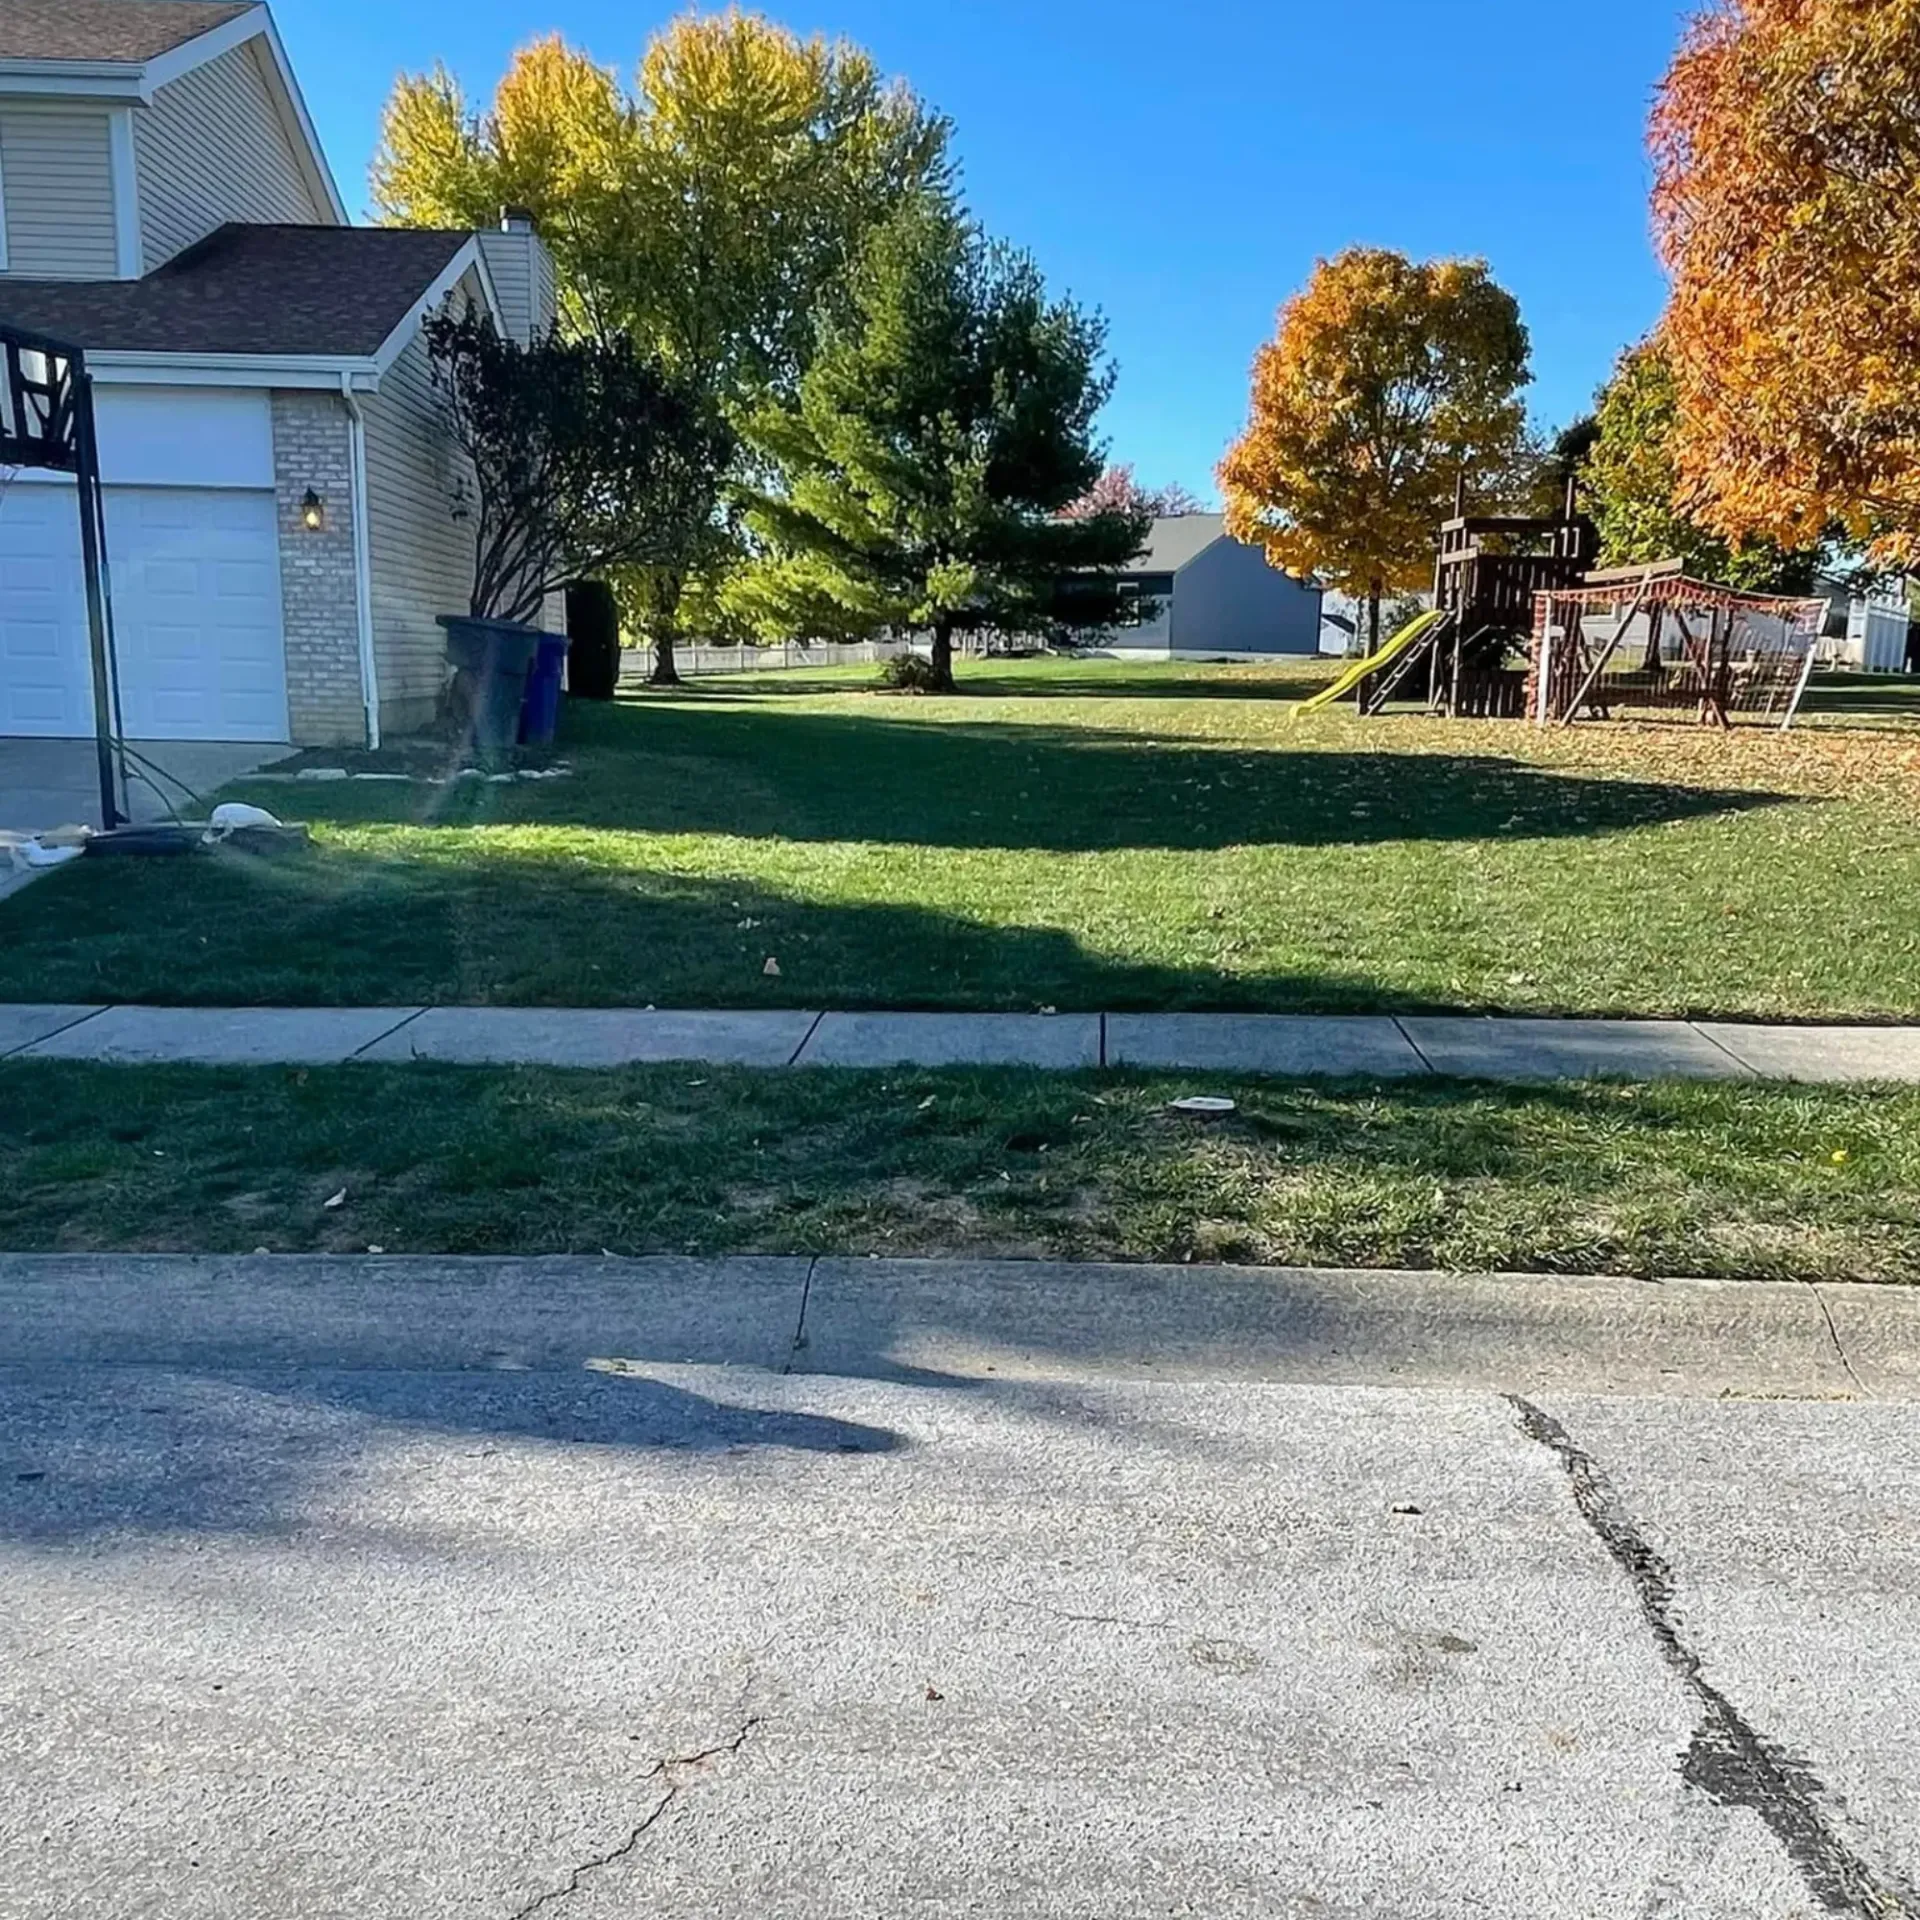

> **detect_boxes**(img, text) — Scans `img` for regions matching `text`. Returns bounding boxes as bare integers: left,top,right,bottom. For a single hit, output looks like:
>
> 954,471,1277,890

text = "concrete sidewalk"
5,1001,1920,1081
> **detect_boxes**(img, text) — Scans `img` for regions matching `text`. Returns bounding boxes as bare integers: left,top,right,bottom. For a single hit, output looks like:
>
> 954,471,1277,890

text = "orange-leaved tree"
1217,246,1530,652
1652,0,1920,565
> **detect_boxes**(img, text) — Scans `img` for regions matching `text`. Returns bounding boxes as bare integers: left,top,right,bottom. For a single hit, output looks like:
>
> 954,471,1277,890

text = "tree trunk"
1367,584,1382,656
649,628,681,686
928,617,956,693
647,571,686,686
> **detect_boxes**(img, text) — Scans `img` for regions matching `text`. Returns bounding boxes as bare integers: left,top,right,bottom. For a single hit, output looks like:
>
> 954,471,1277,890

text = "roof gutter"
339,374,380,750
0,63,148,101
90,350,379,389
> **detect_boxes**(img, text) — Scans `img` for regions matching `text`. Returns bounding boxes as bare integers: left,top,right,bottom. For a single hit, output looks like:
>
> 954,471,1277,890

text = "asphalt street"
4,1254,1918,1919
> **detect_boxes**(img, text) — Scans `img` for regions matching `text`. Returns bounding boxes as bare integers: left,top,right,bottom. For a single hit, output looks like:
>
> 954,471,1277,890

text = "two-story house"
0,0,557,749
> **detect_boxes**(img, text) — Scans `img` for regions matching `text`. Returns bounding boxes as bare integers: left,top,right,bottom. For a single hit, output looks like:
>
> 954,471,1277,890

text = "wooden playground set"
1300,481,1829,729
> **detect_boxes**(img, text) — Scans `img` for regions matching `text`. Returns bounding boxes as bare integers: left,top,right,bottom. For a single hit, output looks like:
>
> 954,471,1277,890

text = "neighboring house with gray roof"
1089,513,1322,661
0,1,556,747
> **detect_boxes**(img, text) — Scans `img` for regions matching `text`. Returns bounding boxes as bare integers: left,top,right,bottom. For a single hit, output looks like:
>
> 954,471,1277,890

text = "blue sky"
279,0,1692,503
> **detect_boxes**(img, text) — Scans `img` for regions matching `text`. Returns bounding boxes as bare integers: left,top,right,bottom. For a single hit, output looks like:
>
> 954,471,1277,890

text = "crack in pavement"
1507,1395,1918,1919
506,1718,762,1920
1808,1283,1874,1400
1013,1599,1177,1632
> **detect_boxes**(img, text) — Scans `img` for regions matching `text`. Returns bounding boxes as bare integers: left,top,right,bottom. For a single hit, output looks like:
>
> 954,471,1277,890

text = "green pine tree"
736,196,1145,690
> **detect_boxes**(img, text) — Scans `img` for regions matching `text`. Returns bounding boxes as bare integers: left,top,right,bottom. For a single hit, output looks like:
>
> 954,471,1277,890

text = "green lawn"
4,1060,1915,1280
4,656,1919,1017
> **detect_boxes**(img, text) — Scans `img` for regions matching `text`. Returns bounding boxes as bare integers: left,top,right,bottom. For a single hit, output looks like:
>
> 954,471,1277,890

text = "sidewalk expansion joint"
349,1007,429,1060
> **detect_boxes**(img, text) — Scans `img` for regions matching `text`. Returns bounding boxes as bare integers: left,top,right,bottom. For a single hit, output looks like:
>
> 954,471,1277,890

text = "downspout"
339,373,380,749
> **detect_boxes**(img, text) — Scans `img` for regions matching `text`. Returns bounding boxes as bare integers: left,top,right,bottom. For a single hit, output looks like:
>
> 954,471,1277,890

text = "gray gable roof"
1123,512,1227,574
0,223,472,358
0,0,252,63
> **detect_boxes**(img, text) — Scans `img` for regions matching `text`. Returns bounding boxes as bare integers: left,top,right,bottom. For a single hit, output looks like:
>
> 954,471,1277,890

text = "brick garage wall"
270,390,365,746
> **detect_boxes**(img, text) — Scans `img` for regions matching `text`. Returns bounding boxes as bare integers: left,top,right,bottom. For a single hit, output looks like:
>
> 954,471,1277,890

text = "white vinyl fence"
619,635,1000,677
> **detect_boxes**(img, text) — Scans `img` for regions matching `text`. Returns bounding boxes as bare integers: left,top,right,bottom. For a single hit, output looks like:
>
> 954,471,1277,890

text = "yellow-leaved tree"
1217,247,1531,652
373,11,950,679
1652,0,1920,566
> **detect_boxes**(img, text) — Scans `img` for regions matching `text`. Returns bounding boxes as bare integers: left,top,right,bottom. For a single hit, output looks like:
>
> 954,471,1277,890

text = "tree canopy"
1217,247,1531,645
423,308,726,625
1581,338,1819,593
373,11,951,676
735,196,1144,689
1062,465,1204,520
1653,0,1920,566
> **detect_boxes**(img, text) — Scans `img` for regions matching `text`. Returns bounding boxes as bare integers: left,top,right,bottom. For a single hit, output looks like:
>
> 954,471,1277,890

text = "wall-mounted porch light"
449,474,473,524
300,488,327,532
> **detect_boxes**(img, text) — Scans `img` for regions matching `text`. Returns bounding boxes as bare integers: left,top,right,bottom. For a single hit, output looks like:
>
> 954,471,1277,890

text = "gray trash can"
439,615,541,755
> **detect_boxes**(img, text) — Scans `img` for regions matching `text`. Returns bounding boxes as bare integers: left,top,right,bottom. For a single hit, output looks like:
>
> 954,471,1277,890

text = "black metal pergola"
2,320,122,828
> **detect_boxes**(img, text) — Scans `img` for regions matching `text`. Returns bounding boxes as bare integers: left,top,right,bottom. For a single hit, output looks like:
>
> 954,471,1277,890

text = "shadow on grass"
222,697,1795,856
0,847,1403,1009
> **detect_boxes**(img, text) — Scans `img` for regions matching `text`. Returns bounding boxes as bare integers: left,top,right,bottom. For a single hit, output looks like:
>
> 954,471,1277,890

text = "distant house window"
1119,573,1174,626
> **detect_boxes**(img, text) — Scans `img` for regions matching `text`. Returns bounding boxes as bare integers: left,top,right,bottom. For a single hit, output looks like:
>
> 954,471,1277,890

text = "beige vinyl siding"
474,227,558,345
359,280,480,734
475,229,532,344
135,39,328,271
0,104,116,278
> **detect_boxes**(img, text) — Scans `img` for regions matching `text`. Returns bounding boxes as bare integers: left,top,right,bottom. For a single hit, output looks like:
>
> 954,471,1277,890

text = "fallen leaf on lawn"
917,1095,937,1111
323,1188,347,1210
763,956,781,976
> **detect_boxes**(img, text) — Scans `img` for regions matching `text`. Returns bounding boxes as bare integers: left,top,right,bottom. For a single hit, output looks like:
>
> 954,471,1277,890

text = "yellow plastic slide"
1292,608,1446,717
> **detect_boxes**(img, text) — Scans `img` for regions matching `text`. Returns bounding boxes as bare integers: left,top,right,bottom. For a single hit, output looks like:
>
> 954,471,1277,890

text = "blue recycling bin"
440,615,539,756
518,634,569,745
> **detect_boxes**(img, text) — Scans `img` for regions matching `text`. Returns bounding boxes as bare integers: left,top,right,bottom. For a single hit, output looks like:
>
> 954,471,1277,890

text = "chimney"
476,207,555,345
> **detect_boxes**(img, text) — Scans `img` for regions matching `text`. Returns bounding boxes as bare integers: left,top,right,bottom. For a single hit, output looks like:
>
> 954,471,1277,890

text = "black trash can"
440,614,541,755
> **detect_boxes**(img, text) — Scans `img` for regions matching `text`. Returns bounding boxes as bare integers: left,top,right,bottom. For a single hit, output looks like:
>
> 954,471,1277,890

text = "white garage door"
0,483,289,741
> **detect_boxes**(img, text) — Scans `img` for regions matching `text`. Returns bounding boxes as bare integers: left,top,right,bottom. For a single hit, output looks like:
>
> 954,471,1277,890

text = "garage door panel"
139,560,202,600
0,490,87,733
0,485,290,741
214,560,276,600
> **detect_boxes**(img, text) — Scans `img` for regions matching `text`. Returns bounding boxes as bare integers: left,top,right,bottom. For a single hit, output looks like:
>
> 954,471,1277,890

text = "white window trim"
0,132,9,270
108,106,140,278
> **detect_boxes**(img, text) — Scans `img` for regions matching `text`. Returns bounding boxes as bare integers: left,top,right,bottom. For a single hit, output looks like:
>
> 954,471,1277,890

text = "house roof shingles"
1124,512,1227,574
0,224,473,358
0,0,252,64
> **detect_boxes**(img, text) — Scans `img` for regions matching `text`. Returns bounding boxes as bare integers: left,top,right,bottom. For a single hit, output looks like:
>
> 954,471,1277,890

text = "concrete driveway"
0,737,284,834
4,1254,1919,1920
